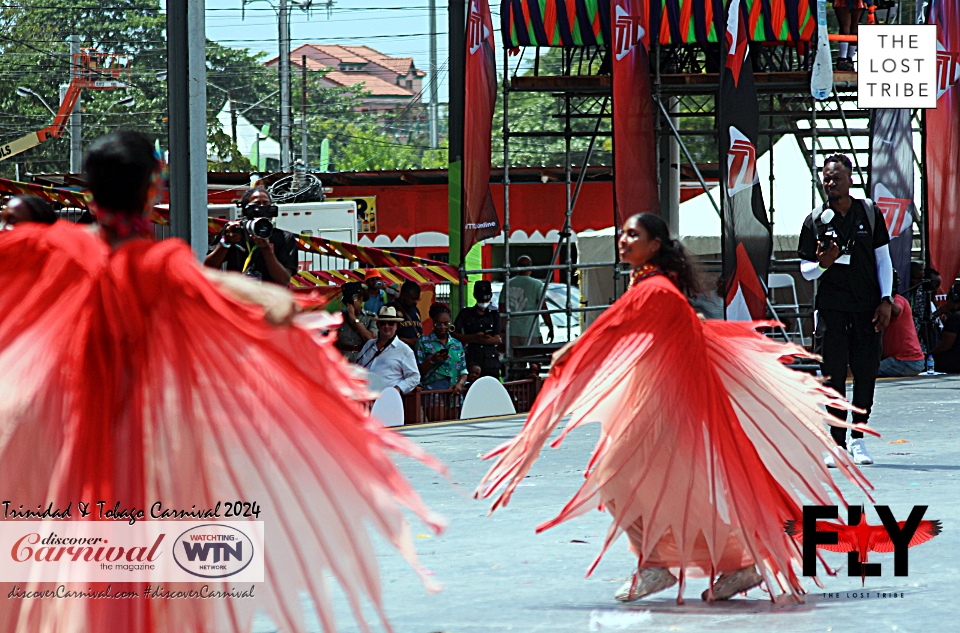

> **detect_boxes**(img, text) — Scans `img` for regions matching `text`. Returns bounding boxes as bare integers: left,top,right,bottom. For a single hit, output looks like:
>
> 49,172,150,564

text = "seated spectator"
1,195,57,228
931,311,960,373
203,188,298,286
879,272,925,377
834,0,872,71
336,281,377,362
453,280,502,379
464,364,482,388
415,303,467,393
356,305,420,394
389,280,423,349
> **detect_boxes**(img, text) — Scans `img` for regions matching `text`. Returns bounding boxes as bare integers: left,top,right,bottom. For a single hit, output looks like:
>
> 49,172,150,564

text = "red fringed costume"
478,266,875,602
0,222,444,632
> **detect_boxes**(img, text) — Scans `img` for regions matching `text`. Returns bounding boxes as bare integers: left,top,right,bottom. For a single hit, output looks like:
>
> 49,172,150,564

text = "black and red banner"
463,0,501,253
927,0,960,286
612,0,659,228
719,0,772,320
869,109,916,295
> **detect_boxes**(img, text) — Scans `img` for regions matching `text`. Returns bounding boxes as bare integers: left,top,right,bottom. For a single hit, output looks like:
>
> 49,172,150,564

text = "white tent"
675,134,835,255
208,100,280,165
577,135,825,326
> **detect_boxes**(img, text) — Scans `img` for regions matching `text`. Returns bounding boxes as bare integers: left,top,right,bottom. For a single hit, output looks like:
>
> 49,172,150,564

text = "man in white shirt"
356,305,421,394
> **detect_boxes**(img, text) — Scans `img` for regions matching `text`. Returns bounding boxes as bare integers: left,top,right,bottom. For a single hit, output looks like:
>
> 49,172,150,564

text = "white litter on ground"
587,610,653,631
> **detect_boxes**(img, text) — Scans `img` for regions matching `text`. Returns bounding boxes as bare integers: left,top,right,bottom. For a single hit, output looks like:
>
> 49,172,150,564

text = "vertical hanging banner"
612,0,659,228
926,0,960,286
719,0,772,320
463,0,501,253
869,109,916,295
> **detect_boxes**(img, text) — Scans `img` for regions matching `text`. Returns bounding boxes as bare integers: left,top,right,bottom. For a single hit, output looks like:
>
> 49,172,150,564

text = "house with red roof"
266,44,425,114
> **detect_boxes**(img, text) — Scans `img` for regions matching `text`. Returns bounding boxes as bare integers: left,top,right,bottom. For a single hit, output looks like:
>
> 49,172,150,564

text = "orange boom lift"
0,49,130,162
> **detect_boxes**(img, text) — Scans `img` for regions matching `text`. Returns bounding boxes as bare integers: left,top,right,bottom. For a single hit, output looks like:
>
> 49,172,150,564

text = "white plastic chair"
767,273,807,347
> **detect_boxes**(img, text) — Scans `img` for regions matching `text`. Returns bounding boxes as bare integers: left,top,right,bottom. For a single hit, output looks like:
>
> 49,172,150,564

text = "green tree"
297,71,445,172
492,49,612,168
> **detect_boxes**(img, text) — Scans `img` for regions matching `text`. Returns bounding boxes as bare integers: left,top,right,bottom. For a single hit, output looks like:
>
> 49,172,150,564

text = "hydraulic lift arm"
0,82,82,162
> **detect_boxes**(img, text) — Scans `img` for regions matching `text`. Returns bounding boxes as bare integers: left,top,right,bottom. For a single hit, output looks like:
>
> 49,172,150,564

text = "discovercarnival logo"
0,521,264,583
174,524,255,579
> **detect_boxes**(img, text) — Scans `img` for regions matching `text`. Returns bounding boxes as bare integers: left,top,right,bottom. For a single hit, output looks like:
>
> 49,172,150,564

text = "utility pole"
301,54,308,166
278,0,292,171
167,0,208,256
428,0,439,148
68,35,81,173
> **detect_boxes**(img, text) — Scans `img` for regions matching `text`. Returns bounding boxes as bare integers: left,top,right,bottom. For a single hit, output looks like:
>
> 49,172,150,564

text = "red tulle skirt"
478,275,873,602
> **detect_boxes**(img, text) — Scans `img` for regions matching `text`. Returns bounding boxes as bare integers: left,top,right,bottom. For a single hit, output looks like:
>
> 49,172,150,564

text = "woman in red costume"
0,131,444,632
478,213,874,604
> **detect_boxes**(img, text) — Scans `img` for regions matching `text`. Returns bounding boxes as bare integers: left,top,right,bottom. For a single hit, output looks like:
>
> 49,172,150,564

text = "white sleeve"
874,243,894,297
800,259,825,281
397,346,422,394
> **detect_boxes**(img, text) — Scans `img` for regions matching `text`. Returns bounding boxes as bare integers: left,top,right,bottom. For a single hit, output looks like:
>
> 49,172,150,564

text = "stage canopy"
501,0,816,48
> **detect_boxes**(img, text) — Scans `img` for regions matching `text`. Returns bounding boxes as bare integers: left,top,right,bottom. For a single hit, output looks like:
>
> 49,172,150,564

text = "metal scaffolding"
465,27,919,373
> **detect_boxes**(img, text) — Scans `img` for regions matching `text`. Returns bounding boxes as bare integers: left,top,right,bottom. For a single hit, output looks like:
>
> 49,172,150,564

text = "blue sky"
203,0,508,105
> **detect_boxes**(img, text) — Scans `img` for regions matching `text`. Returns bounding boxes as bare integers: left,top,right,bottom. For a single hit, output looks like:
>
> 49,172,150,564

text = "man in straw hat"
356,305,421,394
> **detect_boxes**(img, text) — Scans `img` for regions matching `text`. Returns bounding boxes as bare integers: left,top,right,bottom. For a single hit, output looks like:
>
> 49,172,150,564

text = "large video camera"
239,203,278,240
816,209,850,255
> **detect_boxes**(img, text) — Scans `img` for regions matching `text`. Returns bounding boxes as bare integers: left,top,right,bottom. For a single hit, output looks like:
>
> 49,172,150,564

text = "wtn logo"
181,540,243,564
785,505,941,585
173,524,256,579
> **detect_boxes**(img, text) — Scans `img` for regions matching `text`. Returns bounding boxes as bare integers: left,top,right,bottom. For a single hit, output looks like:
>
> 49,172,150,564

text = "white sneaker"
702,565,763,601
615,567,678,602
824,445,851,468
849,438,874,465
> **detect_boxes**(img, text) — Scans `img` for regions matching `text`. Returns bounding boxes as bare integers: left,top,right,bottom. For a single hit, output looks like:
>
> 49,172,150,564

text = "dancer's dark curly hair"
627,213,702,297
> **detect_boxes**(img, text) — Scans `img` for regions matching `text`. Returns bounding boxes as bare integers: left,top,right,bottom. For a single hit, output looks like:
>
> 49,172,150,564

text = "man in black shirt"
204,188,299,285
389,280,423,349
798,154,894,468
453,280,502,378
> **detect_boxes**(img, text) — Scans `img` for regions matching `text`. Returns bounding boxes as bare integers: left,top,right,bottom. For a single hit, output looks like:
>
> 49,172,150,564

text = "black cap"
473,280,493,300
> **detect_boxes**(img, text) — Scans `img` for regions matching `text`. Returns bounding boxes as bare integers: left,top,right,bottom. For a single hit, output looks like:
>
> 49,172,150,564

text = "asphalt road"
258,373,960,633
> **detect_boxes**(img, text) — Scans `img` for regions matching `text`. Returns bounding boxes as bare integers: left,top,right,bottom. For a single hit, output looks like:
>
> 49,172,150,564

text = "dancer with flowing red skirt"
478,213,875,604
0,131,443,632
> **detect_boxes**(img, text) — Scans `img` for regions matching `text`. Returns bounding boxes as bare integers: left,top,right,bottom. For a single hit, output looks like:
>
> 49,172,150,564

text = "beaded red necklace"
94,209,154,240
630,263,664,287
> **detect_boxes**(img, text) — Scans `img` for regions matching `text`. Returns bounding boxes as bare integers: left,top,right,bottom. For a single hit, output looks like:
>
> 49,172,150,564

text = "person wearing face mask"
452,280,502,379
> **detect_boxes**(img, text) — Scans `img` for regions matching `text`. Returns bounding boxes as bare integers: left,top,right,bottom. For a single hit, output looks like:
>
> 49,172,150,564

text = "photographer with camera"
798,154,893,467
204,188,298,286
